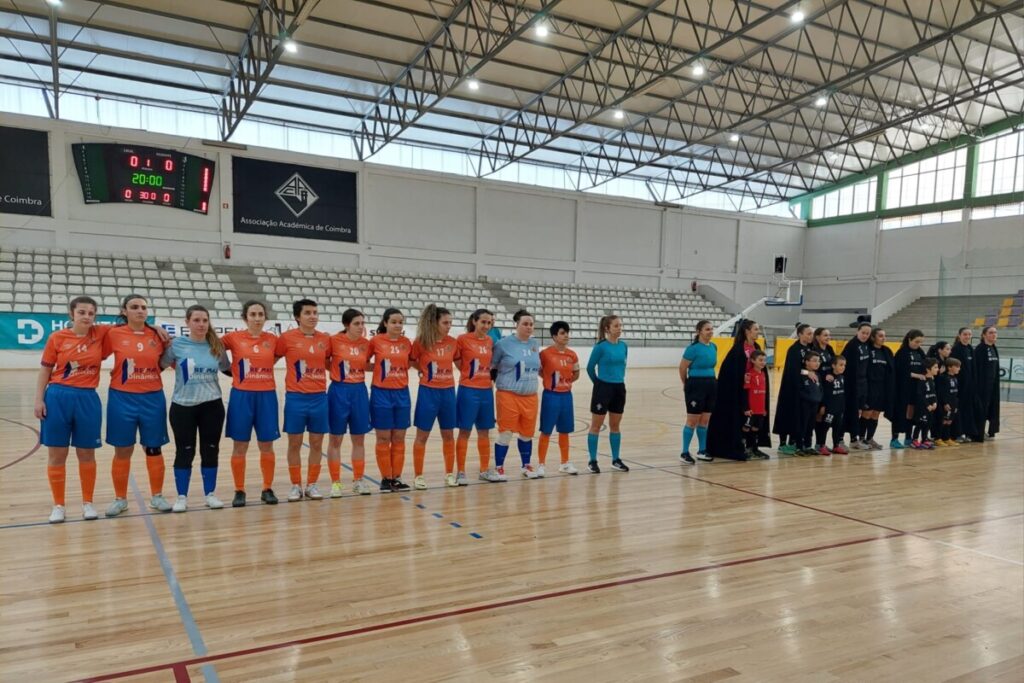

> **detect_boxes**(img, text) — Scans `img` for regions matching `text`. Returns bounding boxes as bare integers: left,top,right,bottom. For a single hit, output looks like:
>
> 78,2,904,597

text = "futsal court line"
0,417,42,470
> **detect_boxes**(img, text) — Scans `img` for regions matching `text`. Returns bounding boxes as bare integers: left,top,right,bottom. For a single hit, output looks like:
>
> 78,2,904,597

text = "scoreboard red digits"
72,143,216,214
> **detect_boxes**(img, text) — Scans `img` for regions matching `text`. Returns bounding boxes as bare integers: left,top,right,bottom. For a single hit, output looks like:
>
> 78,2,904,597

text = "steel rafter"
219,0,320,141
354,0,564,160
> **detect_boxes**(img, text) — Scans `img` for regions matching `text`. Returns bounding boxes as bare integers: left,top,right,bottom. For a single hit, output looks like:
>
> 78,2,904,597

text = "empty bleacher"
877,293,1024,357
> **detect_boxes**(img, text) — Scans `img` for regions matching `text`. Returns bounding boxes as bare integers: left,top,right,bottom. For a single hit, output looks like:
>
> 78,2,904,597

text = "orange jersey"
222,330,278,391
41,326,110,388
103,325,166,393
330,334,371,384
275,328,331,393
368,334,412,389
456,333,493,389
411,336,459,389
540,346,579,393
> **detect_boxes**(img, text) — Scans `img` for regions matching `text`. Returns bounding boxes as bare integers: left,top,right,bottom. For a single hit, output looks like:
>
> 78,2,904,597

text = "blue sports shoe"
889,439,904,449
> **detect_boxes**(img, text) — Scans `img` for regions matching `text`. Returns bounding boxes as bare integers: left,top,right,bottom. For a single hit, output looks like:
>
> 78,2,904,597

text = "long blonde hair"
596,315,620,343
415,304,451,349
186,305,224,358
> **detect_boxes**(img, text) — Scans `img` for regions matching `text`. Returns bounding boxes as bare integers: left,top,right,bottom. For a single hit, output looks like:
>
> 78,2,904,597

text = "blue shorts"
370,386,411,431
284,391,330,435
456,386,496,431
540,389,575,435
41,384,102,449
225,388,280,442
328,382,372,436
106,388,169,448
414,385,457,432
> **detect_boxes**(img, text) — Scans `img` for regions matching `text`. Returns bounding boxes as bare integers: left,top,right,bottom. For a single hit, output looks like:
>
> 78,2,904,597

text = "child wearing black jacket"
911,358,940,449
815,355,847,455
796,352,823,456
935,358,961,447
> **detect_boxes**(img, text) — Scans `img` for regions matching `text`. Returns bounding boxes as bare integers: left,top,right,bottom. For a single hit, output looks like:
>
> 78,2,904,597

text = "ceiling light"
791,10,805,23
535,23,549,38
692,64,705,77
45,0,62,5
815,96,827,107
614,109,625,120
282,37,298,53
729,133,740,142
467,79,480,91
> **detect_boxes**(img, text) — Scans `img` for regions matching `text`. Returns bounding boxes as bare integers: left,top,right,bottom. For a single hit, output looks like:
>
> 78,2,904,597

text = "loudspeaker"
773,255,787,274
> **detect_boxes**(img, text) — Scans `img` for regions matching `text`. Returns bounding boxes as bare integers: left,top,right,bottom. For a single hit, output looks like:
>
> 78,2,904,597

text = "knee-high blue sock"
200,467,217,496
517,438,532,466
587,432,598,463
608,432,621,461
494,442,509,468
682,426,695,454
174,466,191,496
696,426,708,453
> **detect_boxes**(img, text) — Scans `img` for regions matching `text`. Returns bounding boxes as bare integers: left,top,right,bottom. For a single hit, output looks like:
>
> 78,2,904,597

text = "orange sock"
231,456,246,491
456,434,469,472
328,459,341,483
145,455,165,495
477,434,490,471
353,458,365,481
391,441,406,478
446,439,459,473
111,458,131,499
259,452,275,490
79,460,96,502
559,433,570,464
538,434,550,465
288,465,302,485
413,442,426,476
47,465,66,506
307,462,321,485
375,442,392,479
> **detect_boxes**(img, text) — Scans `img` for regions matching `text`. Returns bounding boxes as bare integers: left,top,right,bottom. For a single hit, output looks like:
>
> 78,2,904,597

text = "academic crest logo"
275,173,319,217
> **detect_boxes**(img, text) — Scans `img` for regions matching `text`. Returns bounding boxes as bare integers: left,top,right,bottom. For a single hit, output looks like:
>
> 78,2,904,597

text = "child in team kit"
795,352,823,455
935,358,962,447
741,349,770,460
815,356,847,455
538,321,580,476
911,358,940,449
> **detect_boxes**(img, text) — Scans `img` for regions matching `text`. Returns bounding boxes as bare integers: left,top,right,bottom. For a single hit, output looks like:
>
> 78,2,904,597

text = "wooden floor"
1,368,1021,683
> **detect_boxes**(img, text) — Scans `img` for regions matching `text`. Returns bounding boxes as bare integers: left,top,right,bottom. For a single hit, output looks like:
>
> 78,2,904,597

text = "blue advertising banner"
0,313,124,350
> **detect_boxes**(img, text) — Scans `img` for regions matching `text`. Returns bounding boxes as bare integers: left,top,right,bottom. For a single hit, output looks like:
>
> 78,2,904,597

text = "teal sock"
696,426,708,453
682,426,695,453
587,432,598,463
609,432,621,461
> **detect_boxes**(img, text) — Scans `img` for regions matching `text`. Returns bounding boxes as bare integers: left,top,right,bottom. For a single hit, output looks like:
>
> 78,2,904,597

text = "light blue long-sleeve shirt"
587,339,628,383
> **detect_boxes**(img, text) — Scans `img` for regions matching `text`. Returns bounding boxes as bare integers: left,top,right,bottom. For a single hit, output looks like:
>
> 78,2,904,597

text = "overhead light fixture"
535,23,549,38
45,0,62,5
282,37,298,53
467,79,480,91
815,96,827,107
729,133,740,142
692,64,705,77
791,10,805,23
614,109,625,120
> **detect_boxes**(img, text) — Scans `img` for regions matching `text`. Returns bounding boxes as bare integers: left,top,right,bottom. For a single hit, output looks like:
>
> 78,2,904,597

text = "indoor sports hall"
1,1,1022,681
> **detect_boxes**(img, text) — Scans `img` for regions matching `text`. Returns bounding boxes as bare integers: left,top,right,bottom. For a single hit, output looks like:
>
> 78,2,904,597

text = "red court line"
913,511,1024,534
74,532,897,682
0,417,41,470
172,664,191,682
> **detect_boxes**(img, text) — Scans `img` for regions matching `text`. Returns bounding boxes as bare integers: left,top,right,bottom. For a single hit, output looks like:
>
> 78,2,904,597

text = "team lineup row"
36,294,635,523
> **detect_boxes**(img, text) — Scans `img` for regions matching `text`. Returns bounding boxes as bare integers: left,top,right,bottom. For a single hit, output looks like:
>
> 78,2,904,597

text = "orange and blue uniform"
539,345,578,435
328,334,372,436
368,334,412,430
102,324,169,448
276,328,331,435
222,330,281,443
40,326,109,448
455,333,495,431
411,336,459,431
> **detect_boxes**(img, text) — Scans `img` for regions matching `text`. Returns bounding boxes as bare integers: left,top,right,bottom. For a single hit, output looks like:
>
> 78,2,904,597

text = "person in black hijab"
772,323,813,455
705,319,770,461
973,325,1001,441
892,329,927,448
950,327,978,442
841,322,873,450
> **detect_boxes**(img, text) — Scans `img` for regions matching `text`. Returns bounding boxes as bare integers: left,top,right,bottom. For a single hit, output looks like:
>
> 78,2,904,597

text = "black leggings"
169,400,225,470
797,400,818,449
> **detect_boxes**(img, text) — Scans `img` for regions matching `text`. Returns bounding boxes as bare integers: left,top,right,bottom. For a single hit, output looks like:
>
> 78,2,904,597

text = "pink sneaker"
816,445,832,456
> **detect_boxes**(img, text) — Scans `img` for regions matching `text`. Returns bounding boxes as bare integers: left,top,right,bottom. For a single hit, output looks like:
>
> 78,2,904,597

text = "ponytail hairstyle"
597,315,620,343
981,325,997,337
732,318,758,351
341,308,364,331
813,327,830,349
900,329,924,349
795,323,812,341
415,304,451,349
692,319,712,344
466,308,493,333
117,293,163,338
185,304,224,358
869,327,886,346
377,307,403,335
926,341,949,358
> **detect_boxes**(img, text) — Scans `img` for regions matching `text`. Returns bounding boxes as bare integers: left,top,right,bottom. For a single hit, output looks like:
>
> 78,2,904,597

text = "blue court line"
394,493,482,539
128,475,220,683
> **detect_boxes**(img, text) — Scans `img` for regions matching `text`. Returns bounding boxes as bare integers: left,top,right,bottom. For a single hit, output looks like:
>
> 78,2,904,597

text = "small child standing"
935,358,961,447
796,352,823,456
911,358,940,449
816,355,847,455
741,349,770,460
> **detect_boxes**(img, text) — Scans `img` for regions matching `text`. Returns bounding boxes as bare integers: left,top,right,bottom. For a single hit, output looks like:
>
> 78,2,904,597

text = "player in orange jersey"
538,321,580,476
368,307,412,492
222,300,281,507
102,294,172,517
34,296,109,523
276,298,332,502
456,309,502,483
410,305,460,489
327,308,373,496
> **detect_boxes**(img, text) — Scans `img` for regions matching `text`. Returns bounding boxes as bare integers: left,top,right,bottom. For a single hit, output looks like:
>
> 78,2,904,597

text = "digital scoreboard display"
72,143,215,214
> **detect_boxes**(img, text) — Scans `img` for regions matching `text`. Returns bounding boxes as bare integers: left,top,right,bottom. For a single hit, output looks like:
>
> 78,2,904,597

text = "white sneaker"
479,469,503,483
105,498,128,517
414,475,428,490
304,484,323,500
150,494,172,512
536,464,546,478
205,494,224,509
288,484,303,502
49,505,66,524
558,462,579,475
172,495,187,513
494,467,509,482
521,464,540,479
353,479,372,495
456,472,469,486
445,473,458,488
82,502,98,520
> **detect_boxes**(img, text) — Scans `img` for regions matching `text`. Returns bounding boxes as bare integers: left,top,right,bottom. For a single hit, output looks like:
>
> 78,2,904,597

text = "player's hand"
825,374,834,382
155,326,172,345
34,400,46,419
